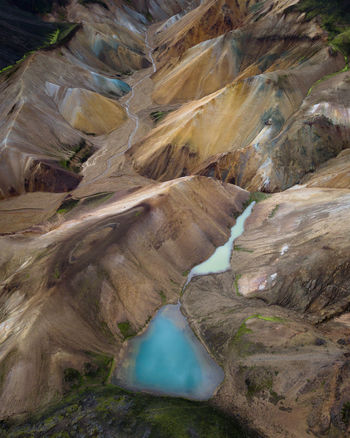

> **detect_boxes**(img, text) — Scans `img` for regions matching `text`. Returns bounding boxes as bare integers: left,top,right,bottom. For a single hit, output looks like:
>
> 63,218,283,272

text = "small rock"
315,338,326,346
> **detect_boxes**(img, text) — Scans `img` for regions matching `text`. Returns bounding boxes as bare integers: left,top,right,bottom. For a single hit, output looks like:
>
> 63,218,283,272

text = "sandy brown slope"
128,1,348,192
0,0,151,200
0,176,248,418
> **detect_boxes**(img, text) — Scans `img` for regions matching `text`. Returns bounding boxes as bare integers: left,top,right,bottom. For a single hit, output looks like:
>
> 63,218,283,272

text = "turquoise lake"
186,201,256,284
115,202,255,399
114,304,224,400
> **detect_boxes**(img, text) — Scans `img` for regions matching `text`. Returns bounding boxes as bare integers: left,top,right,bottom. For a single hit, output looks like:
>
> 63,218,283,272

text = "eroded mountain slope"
183,187,350,437
0,0,350,437
0,176,248,418
128,0,349,192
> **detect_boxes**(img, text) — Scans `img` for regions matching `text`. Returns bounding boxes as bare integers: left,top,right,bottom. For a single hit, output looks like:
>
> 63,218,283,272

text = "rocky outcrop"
152,11,324,105
129,48,344,186
128,2,348,191
0,176,248,418
265,71,350,191
302,149,350,189
153,0,251,64
182,187,350,437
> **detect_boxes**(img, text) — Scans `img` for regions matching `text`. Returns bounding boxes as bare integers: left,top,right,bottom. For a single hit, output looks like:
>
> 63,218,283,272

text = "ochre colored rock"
48,86,127,135
129,46,344,188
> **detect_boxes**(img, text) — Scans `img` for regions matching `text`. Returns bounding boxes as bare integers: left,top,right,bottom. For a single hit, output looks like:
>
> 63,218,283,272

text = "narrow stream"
114,202,255,400
124,32,157,150
86,30,156,182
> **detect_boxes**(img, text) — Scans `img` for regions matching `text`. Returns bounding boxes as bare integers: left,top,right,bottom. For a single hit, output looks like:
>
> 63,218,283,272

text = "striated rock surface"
128,1,348,191
1,0,350,436
182,187,350,437
47,85,127,135
0,176,248,418
302,149,350,189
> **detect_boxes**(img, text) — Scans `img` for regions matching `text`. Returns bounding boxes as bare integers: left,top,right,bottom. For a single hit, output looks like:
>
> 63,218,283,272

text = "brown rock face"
1,0,350,436
0,176,248,418
154,0,250,64
302,149,350,189
128,2,347,192
182,187,350,437
25,161,83,194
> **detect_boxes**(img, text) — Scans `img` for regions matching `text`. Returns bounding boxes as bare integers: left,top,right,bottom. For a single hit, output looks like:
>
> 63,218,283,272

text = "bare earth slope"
1,0,350,437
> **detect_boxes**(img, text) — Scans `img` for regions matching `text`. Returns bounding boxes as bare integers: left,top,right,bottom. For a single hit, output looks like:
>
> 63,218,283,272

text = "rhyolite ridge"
0,0,350,437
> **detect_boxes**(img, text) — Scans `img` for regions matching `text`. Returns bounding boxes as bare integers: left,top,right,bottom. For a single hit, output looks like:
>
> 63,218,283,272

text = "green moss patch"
332,29,350,57
150,110,173,124
117,321,136,339
234,274,242,296
158,290,166,305
268,204,280,218
0,22,79,75
0,385,255,437
342,401,350,425
244,192,271,208
233,245,254,253
56,197,79,215
288,0,350,37
63,353,114,393
231,314,285,355
58,139,94,173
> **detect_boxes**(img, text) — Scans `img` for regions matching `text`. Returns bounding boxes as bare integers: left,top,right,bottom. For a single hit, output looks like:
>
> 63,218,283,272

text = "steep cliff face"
0,0,350,437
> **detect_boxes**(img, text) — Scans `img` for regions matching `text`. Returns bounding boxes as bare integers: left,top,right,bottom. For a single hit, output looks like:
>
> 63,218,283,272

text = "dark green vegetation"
0,1,78,71
290,0,350,57
59,139,94,173
233,245,253,252
268,204,279,218
117,321,136,339
63,353,114,392
57,198,79,215
342,401,350,426
150,110,173,124
158,290,166,304
231,314,284,356
0,386,254,438
292,0,350,37
244,192,270,208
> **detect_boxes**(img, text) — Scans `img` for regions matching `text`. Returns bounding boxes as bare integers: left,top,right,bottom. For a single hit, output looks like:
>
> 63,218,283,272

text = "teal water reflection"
115,305,224,400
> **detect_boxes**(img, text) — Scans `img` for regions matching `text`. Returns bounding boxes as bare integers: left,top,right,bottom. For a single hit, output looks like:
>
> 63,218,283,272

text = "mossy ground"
0,385,254,438
150,110,173,124
117,321,136,339
59,139,94,174
291,0,350,37
244,192,270,208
